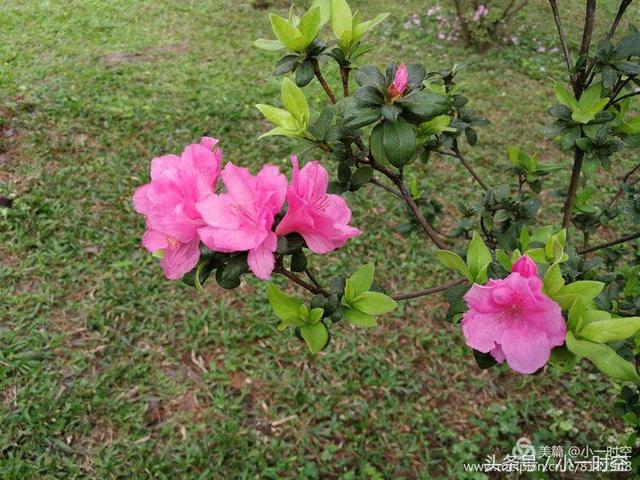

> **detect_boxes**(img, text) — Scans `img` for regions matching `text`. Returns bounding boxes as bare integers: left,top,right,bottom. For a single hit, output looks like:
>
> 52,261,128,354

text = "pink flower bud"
388,64,409,98
511,255,538,278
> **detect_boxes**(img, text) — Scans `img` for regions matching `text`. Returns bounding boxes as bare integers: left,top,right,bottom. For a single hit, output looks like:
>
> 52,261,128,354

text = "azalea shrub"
134,0,640,459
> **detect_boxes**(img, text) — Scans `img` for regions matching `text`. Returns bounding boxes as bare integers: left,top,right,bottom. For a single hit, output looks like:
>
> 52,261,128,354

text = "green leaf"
349,165,374,188
355,65,386,90
396,91,450,121
466,231,492,283
495,249,512,272
308,307,325,325
254,39,285,51
255,104,298,130
299,6,322,43
616,32,640,59
549,346,577,373
300,322,329,353
344,263,374,300
267,284,303,323
311,0,331,25
551,280,605,310
258,126,303,140
353,13,389,39
269,14,307,52
566,331,640,383
369,123,388,164
417,115,455,137
436,250,470,280
344,307,377,327
350,291,397,315
554,82,578,111
578,317,640,344
281,77,309,125
330,0,352,40
295,60,315,87
543,263,565,297
382,118,416,168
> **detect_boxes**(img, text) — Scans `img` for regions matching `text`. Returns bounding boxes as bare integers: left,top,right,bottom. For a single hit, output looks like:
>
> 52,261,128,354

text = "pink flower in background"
133,137,221,280
473,4,489,21
461,255,566,374
388,64,409,98
276,156,361,254
197,162,287,279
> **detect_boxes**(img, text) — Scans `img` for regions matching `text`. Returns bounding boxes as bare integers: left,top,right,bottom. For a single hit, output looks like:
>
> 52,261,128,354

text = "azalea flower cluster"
133,137,361,280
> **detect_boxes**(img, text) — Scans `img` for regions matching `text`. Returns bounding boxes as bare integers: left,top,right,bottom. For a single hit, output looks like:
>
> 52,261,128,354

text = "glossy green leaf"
281,77,309,125
350,291,397,315
300,322,329,352
566,332,640,383
254,38,285,51
578,317,640,344
436,250,470,280
466,231,492,283
382,118,416,167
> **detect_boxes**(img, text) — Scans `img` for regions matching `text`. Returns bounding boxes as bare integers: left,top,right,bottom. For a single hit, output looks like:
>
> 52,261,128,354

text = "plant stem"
562,149,584,228
312,58,337,104
452,141,489,191
605,0,633,41
370,177,403,198
548,0,574,85
392,278,467,301
274,263,324,295
578,231,640,254
395,180,447,249
340,67,350,97
304,268,323,292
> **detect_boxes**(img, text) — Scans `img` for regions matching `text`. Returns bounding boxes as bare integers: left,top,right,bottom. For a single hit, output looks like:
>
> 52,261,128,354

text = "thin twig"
370,178,403,198
610,89,640,106
605,0,633,41
274,264,324,295
311,58,337,104
609,163,640,206
395,180,447,249
578,231,640,254
452,141,489,191
392,278,467,301
304,268,323,292
548,0,574,86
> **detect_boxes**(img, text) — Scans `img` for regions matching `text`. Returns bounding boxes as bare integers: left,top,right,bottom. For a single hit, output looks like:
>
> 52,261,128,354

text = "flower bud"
388,64,409,99
511,255,538,278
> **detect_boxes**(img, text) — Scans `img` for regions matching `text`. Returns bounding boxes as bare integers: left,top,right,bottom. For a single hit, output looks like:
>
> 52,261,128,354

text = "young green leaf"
350,291,397,315
554,83,578,111
566,332,640,383
330,0,352,40
436,250,471,280
578,317,640,344
300,322,329,353
255,104,298,130
269,14,307,52
466,231,492,283
344,263,374,300
281,77,309,125
353,13,389,39
344,307,377,327
298,6,322,43
254,39,285,51
267,284,303,324
543,263,565,297
551,280,605,310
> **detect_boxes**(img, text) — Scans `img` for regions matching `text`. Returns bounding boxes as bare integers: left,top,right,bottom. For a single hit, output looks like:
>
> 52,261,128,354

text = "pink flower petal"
500,325,551,374
247,233,277,280
160,238,201,280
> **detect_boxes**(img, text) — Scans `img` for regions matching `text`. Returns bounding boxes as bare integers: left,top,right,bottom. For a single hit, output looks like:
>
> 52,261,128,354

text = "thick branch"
579,231,640,254
340,67,350,97
392,278,467,301
312,58,337,104
562,149,585,228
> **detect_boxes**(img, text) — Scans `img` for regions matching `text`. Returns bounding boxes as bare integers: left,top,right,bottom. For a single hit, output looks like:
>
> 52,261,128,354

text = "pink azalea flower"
133,137,222,280
275,156,361,254
196,162,287,280
461,255,566,374
388,64,409,98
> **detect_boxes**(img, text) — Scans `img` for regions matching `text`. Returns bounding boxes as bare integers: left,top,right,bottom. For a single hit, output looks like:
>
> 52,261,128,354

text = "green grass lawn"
1,0,639,478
